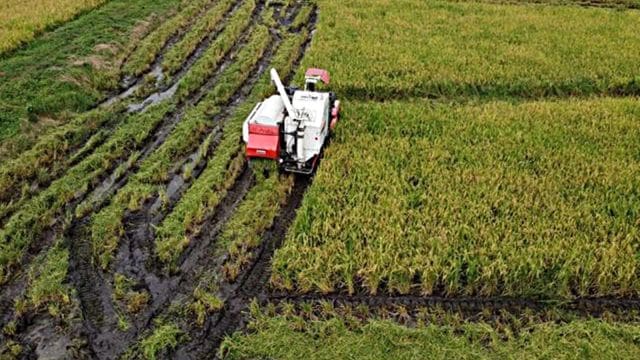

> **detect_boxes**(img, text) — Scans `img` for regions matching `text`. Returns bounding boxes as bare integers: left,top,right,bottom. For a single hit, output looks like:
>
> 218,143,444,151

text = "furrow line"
108,29,284,356
176,176,311,359
264,293,640,320
66,23,276,360
120,10,316,357
0,4,263,329
167,11,319,357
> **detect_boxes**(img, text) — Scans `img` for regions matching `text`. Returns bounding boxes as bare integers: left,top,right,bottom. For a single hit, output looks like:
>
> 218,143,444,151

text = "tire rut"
64,6,279,357
174,175,311,359
265,293,640,319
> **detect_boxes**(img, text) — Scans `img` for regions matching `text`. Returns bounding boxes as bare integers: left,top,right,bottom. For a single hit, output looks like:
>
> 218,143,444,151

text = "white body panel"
284,90,330,162
242,95,285,142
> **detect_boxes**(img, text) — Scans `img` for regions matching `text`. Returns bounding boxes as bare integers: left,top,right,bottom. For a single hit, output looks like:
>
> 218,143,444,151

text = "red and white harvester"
242,68,340,174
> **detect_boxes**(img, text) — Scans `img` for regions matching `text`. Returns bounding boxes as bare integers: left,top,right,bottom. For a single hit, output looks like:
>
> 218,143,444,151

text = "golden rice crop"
0,0,106,54
271,98,640,298
299,0,640,100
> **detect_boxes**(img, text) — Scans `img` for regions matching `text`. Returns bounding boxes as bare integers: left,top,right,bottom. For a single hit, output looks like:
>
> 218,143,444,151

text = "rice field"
0,0,107,55
271,98,640,298
0,0,639,358
300,0,640,100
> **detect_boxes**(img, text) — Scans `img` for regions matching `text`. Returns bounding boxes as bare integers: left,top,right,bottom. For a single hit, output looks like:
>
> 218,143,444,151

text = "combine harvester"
243,68,340,174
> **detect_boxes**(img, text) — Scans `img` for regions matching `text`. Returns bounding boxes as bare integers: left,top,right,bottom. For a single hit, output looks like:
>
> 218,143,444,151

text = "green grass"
221,313,640,359
271,98,640,298
0,0,180,141
15,241,71,318
155,30,308,268
139,322,184,360
298,0,640,101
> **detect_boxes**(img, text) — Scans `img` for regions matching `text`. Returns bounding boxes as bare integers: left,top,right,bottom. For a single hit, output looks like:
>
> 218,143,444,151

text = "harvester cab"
242,68,340,175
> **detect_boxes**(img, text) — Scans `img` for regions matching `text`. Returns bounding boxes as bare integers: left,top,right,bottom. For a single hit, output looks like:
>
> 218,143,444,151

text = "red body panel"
305,68,330,85
247,124,280,160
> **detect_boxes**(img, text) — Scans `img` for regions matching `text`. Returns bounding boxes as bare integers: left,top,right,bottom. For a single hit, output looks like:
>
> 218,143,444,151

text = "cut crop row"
0,0,254,216
271,98,640,298
155,30,309,268
174,0,259,103
0,0,261,243
0,0,233,218
91,25,273,270
115,30,311,356
0,103,172,284
300,0,640,101
0,0,180,145
0,107,121,219
218,161,293,281
161,0,238,76
289,3,314,31
122,0,215,77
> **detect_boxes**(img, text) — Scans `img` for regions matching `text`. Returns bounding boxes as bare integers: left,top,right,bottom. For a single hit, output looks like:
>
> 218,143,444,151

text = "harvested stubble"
91,25,272,269
219,161,293,281
0,103,172,284
155,30,309,267
123,0,213,77
161,0,237,76
174,0,258,103
0,0,180,141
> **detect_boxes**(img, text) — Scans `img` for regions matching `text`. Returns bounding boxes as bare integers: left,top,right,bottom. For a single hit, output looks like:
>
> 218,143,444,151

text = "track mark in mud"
65,6,284,360
66,220,126,358
266,294,640,319
163,8,319,357
6,2,314,357
175,176,311,359
71,0,267,229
